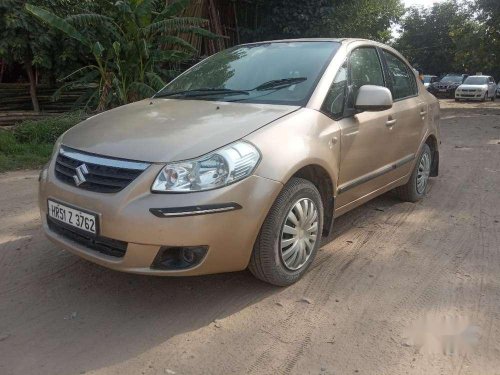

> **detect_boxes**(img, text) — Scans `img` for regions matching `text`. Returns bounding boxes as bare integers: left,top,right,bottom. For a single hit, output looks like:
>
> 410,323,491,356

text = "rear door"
380,49,424,178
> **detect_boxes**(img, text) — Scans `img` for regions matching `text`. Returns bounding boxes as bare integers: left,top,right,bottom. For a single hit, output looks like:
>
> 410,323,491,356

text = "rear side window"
382,51,417,100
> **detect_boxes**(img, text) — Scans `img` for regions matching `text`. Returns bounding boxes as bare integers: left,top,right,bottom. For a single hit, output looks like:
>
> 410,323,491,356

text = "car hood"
458,84,487,90
62,99,299,163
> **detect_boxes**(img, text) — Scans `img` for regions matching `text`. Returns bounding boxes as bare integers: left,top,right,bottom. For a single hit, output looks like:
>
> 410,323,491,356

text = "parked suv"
455,75,497,101
39,39,440,286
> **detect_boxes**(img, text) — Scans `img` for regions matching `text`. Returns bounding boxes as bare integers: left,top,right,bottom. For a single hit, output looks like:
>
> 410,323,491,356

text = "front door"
334,47,401,209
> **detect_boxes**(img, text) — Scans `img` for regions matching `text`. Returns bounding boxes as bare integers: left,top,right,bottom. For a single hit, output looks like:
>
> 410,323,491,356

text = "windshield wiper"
253,77,307,91
155,88,249,98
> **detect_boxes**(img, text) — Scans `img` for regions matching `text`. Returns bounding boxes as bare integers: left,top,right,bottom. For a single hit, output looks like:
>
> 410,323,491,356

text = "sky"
403,0,444,6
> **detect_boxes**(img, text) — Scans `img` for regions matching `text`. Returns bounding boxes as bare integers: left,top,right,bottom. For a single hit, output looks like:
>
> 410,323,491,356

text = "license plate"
439,89,447,92
48,200,97,235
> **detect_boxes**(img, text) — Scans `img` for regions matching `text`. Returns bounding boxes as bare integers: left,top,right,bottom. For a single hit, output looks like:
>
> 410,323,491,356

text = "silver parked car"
455,75,497,102
497,82,500,98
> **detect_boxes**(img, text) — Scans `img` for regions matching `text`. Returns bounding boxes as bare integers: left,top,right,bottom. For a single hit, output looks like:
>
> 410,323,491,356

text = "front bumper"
430,87,457,97
455,91,485,100
39,158,283,276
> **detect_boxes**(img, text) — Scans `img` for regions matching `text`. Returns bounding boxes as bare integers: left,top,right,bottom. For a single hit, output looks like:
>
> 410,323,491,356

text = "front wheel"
395,144,432,202
249,178,323,286
482,92,488,102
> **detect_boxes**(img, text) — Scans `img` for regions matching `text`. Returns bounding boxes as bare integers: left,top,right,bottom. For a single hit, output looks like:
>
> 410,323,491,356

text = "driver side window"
347,47,385,108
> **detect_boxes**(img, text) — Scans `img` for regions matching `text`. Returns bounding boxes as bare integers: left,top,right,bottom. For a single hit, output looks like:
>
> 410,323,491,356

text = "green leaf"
92,42,105,57
152,49,191,62
158,0,190,19
145,72,165,91
157,35,197,53
128,81,156,99
145,17,207,34
25,4,88,46
180,27,225,39
65,14,113,28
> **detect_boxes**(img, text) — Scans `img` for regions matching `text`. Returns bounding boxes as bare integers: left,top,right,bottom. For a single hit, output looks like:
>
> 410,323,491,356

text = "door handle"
420,110,427,116
386,118,397,127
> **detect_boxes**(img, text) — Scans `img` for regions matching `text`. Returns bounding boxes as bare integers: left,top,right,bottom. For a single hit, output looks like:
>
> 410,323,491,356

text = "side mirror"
355,85,393,112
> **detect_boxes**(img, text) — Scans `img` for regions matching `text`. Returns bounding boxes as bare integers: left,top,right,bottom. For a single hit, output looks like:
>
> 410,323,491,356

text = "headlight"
152,141,261,193
52,135,63,158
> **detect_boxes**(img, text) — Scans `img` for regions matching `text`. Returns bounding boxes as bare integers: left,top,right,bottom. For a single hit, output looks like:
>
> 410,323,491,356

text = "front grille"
55,146,150,193
47,216,128,258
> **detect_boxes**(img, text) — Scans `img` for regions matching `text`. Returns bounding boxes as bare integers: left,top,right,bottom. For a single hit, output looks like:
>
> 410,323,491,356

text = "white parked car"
455,75,497,102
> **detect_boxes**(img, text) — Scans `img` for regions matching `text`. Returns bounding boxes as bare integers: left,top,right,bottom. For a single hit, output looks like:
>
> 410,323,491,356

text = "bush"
13,111,86,144
0,111,85,172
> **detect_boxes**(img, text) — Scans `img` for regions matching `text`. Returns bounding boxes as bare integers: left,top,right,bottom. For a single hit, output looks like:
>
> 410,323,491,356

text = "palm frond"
59,65,98,82
157,0,190,20
25,4,88,46
157,35,197,53
152,49,192,62
0,0,17,8
145,72,165,91
128,81,156,99
179,26,224,39
145,17,208,35
65,13,113,28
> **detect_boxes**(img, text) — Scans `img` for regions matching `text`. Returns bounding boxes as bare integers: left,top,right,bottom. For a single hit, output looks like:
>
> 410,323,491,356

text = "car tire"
482,92,488,102
249,177,324,286
491,93,496,102
395,144,432,203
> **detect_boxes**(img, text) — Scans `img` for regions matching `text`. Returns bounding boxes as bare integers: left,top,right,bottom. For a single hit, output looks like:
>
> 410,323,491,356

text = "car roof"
467,75,490,78
236,37,395,46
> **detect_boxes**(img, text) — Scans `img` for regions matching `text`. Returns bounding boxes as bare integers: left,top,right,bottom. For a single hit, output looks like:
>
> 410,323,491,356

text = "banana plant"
26,0,219,111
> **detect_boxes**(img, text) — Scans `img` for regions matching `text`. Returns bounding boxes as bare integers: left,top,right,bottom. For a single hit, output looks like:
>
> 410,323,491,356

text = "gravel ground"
0,99,499,375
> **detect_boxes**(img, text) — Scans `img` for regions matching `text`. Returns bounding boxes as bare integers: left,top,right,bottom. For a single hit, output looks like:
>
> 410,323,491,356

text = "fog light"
152,246,208,270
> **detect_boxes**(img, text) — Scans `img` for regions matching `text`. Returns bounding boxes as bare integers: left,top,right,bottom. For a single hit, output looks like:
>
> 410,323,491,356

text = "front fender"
245,108,341,194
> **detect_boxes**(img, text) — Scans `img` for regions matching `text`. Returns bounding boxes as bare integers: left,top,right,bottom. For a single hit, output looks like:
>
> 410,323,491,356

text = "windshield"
440,75,463,83
156,41,340,105
463,76,488,85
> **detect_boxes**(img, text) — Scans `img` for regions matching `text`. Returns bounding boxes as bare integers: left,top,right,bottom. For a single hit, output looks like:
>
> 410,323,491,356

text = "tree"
0,0,93,111
475,0,500,79
394,1,469,75
394,0,500,79
237,0,404,44
25,0,218,111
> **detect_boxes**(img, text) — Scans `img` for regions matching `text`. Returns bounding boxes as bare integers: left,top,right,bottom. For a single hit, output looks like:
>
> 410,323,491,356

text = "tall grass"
0,112,86,172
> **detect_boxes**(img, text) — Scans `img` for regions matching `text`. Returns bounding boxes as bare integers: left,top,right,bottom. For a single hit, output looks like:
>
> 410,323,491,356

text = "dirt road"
1,100,499,375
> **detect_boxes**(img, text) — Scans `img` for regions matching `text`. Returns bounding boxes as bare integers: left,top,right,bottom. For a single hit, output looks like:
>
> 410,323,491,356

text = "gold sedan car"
39,39,440,286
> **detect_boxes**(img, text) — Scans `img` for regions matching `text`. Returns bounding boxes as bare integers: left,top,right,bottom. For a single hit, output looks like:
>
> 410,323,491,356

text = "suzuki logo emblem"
73,164,89,186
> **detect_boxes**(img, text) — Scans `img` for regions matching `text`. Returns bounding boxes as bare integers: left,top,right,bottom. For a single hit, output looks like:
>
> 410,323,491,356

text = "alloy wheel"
280,198,319,271
416,152,431,194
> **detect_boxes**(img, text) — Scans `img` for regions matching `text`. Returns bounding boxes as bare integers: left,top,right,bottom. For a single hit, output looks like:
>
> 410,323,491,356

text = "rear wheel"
491,92,496,101
395,144,432,202
249,178,323,286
